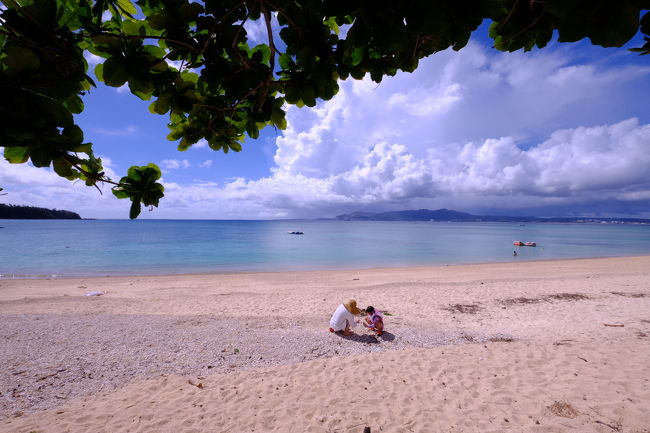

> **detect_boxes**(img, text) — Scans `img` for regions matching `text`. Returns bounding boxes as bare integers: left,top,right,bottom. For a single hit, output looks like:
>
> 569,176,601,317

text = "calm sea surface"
1,219,650,278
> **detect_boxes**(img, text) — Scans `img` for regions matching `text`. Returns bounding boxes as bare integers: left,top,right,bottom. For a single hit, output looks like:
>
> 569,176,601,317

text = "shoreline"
2,253,650,283
2,255,650,432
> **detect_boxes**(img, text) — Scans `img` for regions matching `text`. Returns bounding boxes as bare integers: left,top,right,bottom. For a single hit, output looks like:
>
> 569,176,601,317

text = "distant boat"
513,240,536,247
287,231,304,235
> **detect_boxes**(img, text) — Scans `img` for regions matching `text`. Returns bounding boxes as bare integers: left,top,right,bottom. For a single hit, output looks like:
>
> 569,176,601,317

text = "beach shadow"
335,330,396,344
336,333,380,344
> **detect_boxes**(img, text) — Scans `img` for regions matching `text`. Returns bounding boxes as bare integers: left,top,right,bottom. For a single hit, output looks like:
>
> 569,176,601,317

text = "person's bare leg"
343,320,353,336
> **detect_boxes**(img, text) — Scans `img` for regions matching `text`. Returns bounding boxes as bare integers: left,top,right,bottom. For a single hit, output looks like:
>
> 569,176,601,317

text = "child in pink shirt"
363,306,384,336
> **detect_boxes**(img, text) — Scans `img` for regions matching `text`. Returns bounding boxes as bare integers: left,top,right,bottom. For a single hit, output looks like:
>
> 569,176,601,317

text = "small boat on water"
287,231,304,235
513,241,536,247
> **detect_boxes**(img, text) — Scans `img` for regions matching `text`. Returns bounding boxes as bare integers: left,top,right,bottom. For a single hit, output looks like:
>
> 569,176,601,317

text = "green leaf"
350,45,365,66
252,44,271,64
279,53,293,70
112,189,129,199
64,96,84,114
53,157,74,177
94,63,104,81
128,77,154,99
452,31,472,51
324,16,339,34
30,147,53,167
126,165,143,182
115,0,137,16
129,199,142,219
2,46,41,76
63,125,84,145
181,71,199,83
301,85,317,107
102,57,128,87
148,12,171,30
177,2,203,23
270,105,287,129
590,4,640,47
4,147,30,164
121,20,144,36
245,123,259,139
90,35,123,54
70,143,93,153
31,95,73,127
149,94,171,114
150,59,168,72
143,45,166,58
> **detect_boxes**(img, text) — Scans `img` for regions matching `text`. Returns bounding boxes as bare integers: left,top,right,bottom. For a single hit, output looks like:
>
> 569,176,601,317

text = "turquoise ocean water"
1,219,650,278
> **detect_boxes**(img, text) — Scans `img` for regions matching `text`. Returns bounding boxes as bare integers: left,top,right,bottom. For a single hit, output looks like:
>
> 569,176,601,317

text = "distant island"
336,208,650,224
0,203,81,219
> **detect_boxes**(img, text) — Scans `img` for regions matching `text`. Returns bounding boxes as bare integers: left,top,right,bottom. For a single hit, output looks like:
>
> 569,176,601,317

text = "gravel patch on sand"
0,313,514,418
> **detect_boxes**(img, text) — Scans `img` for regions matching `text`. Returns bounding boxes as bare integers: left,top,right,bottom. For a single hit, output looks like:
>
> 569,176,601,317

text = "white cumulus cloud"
0,157,128,218
161,159,191,170
242,13,280,45
130,118,650,219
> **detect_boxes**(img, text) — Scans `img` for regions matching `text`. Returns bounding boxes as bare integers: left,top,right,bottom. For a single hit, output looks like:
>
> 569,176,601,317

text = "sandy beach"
1,256,649,432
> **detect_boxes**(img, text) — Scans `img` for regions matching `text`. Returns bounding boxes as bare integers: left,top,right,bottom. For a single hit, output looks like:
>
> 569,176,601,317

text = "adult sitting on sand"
329,299,362,336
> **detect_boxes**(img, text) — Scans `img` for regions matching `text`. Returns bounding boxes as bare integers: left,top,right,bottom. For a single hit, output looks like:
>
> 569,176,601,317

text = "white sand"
1,256,649,432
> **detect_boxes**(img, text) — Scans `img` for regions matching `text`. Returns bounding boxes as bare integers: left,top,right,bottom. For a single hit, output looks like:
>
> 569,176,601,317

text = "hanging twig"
498,0,521,31
259,0,276,74
265,0,303,38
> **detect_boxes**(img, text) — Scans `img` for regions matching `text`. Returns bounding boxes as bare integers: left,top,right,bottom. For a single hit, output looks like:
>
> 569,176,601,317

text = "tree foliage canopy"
1,0,649,218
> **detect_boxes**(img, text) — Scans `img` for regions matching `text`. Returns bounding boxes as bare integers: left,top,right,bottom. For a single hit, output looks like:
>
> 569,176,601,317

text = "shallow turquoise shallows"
1,219,649,278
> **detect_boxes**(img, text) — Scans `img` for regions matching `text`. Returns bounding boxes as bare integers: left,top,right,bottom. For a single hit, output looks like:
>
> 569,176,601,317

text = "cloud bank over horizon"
2,43,650,219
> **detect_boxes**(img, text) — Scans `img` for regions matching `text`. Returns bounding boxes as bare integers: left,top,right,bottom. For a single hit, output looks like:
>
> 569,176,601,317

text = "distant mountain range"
335,208,650,224
0,203,81,219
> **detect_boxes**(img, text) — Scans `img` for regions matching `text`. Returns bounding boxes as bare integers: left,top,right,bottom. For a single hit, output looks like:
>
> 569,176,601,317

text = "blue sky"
1,19,650,219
